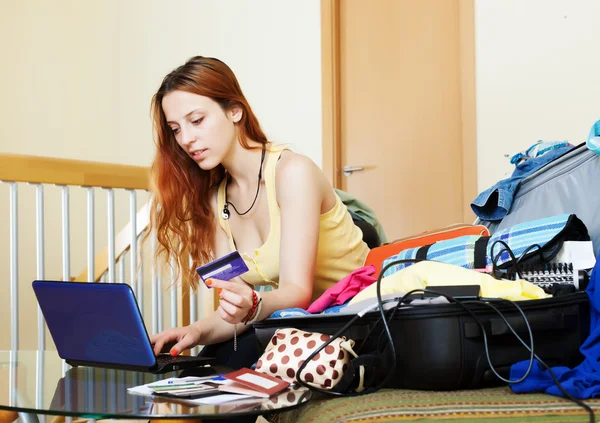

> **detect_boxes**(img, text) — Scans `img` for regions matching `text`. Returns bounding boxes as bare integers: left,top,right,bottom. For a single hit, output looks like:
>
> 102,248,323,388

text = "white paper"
237,373,278,389
127,385,154,396
187,394,254,405
127,375,219,396
147,376,214,387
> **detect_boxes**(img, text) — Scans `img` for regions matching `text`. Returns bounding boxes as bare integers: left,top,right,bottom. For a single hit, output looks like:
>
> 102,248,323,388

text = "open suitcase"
480,142,600,256
254,144,598,391
254,292,590,390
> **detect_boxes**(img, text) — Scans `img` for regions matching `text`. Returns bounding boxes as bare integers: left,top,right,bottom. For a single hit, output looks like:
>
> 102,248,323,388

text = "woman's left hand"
207,278,254,324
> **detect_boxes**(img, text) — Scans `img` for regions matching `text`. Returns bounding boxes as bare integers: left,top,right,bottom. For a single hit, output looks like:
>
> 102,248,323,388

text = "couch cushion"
267,386,600,422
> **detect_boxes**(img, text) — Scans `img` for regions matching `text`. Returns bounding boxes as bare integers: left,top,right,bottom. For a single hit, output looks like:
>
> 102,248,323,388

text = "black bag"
254,292,590,391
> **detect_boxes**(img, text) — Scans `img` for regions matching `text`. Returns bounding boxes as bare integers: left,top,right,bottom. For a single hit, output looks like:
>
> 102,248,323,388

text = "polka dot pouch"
255,328,357,390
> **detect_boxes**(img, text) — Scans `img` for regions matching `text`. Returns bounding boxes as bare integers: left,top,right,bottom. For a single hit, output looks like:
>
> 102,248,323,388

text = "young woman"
149,56,370,368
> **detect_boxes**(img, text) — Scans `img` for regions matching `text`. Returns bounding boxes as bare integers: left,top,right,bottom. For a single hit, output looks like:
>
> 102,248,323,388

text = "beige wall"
0,0,322,351
475,0,600,191
3,0,598,352
0,0,322,164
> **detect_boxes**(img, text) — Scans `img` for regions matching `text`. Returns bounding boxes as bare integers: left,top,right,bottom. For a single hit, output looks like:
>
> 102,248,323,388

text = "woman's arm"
214,153,328,322
268,153,325,310
151,186,252,355
153,155,329,355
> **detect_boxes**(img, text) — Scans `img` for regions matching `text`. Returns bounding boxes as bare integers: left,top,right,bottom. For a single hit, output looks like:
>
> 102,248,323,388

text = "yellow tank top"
217,143,369,301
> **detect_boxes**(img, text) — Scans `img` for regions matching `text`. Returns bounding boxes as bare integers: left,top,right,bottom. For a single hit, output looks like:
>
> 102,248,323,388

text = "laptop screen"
33,281,157,368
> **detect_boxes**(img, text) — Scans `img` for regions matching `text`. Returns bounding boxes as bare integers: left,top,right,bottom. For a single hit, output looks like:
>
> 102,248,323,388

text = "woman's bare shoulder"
277,150,324,182
275,150,332,203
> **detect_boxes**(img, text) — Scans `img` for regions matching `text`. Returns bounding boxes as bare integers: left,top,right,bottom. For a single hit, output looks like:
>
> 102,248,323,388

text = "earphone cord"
224,144,266,216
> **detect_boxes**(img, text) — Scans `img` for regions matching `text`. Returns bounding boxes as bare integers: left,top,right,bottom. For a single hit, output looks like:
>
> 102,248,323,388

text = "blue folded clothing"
471,143,573,221
269,308,310,318
269,303,349,319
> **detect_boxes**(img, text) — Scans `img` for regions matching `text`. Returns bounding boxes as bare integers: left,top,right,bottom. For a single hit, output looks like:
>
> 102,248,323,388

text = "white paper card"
188,394,254,405
237,373,278,389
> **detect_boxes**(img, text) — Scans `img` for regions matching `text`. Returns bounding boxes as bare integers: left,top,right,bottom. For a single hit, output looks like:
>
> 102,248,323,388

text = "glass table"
0,350,311,421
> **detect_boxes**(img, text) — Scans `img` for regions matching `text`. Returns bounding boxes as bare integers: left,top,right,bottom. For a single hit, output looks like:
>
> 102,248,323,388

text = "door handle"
342,166,365,176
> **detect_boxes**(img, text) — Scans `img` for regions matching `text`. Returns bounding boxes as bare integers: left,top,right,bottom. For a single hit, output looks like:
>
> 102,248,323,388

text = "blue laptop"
32,280,213,374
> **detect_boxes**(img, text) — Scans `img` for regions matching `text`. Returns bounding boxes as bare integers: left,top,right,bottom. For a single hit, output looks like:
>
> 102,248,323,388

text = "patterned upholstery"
267,386,600,423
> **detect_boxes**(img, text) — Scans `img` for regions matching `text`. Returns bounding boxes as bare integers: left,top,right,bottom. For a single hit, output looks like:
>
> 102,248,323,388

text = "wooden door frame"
320,0,342,190
320,0,478,223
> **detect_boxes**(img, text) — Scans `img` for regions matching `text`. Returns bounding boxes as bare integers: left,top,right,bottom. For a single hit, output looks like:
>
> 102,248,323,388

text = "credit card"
195,251,249,286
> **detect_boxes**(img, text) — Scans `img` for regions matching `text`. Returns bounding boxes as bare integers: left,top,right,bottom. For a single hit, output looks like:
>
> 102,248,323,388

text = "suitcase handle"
464,311,578,339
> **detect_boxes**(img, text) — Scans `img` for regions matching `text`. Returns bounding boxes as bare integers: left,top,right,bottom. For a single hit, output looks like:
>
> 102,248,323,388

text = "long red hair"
150,56,268,291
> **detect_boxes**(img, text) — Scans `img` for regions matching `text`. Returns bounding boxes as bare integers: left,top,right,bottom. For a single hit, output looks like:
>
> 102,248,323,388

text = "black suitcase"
253,292,590,390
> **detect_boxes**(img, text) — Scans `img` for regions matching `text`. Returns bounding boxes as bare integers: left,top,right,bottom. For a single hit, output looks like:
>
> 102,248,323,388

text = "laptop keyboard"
157,354,202,363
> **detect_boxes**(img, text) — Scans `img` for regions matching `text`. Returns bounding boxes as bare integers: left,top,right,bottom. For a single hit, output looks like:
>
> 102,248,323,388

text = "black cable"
356,259,425,353
516,243,544,267
405,290,594,422
491,241,551,281
479,239,592,420
534,357,595,423
294,294,418,396
491,239,524,279
295,259,422,396
296,258,501,396
295,257,595,422
457,298,535,383
222,144,266,218
293,304,371,396
475,297,595,423
506,243,546,280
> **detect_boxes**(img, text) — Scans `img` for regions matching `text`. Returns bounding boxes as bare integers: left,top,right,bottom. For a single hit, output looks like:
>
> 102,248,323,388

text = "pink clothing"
306,265,377,313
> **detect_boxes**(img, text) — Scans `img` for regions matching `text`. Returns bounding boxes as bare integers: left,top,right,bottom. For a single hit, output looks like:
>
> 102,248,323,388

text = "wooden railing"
74,201,150,283
0,154,153,283
0,153,210,357
0,154,149,189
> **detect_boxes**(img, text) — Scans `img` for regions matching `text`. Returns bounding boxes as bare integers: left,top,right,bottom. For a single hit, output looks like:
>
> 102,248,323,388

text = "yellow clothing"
348,261,550,304
217,143,369,301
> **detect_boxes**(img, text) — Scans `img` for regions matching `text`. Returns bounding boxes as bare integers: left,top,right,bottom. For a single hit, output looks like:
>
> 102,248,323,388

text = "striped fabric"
486,214,571,268
382,235,481,277
382,215,571,278
268,386,600,423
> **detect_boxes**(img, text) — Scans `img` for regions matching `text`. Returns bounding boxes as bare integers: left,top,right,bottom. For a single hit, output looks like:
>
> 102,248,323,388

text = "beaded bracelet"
243,291,262,324
244,297,263,325
243,291,259,323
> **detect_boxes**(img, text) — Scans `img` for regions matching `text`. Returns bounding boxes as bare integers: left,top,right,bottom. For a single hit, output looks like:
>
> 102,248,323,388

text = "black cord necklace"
222,144,266,220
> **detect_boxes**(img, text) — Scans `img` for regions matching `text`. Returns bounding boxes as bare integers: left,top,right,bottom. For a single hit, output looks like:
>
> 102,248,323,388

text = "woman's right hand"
150,324,203,356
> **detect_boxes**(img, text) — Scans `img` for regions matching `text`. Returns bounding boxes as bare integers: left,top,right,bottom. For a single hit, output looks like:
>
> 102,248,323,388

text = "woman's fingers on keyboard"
152,330,178,355
152,339,165,356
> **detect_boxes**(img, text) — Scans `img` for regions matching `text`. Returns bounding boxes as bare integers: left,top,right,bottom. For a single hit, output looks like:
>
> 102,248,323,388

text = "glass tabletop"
0,350,311,420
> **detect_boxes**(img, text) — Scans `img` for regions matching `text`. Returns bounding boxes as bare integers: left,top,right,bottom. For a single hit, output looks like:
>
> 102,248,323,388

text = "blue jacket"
471,146,572,221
